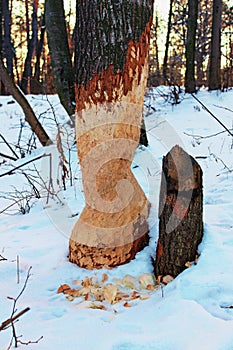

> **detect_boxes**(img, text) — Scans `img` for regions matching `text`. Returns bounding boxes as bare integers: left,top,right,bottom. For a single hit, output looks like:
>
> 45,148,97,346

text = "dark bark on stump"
154,145,203,278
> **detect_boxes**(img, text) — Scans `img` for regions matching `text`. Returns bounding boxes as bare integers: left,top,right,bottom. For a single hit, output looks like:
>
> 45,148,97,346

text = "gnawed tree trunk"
0,58,52,147
69,0,154,269
154,145,203,278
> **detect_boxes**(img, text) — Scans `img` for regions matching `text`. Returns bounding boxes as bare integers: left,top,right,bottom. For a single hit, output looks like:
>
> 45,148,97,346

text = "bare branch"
0,153,18,161
0,58,53,146
0,254,7,261
0,308,30,331
0,266,43,348
17,336,43,346
184,129,232,140
0,153,50,178
191,93,233,137
0,133,19,160
213,104,233,113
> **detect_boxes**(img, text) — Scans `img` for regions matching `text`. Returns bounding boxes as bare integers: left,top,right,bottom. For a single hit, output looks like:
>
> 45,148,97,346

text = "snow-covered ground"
0,87,233,350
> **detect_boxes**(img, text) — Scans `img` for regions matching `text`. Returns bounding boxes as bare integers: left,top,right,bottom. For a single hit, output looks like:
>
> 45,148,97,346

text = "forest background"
1,0,233,100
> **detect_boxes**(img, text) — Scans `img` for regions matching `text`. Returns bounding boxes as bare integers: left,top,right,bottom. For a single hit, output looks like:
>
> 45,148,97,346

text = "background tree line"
0,0,233,102
149,0,233,92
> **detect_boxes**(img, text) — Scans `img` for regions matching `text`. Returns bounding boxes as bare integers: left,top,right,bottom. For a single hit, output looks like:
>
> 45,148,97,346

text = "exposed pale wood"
69,94,150,269
69,17,152,269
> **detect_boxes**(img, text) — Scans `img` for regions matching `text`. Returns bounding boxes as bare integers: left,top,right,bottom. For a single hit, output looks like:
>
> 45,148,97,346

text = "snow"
1,87,233,350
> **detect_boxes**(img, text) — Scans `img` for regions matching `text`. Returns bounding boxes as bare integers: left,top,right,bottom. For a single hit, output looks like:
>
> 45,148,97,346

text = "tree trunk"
31,13,46,94
45,0,75,119
0,0,3,94
21,0,38,94
2,0,14,78
209,0,222,90
0,58,52,147
163,0,174,83
140,115,148,147
0,1,2,56
154,145,203,278
69,0,154,269
185,0,198,93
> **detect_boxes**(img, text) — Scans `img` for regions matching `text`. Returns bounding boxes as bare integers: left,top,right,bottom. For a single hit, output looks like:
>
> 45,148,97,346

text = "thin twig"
0,254,7,261
191,93,233,137
17,335,43,346
0,152,17,161
0,308,30,332
209,148,233,174
0,134,19,160
0,194,34,215
213,104,233,113
184,129,233,140
0,153,50,178
0,266,43,348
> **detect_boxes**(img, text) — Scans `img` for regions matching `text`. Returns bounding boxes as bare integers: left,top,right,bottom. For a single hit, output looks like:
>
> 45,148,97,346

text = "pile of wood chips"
57,273,174,310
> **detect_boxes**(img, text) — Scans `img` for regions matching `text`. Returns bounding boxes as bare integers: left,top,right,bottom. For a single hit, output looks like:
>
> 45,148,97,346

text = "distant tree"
45,0,75,120
2,0,14,78
0,1,2,56
69,0,154,269
162,0,188,86
209,0,222,90
21,0,39,94
31,13,46,93
0,0,3,94
163,0,174,83
196,0,212,87
219,1,233,89
185,0,198,93
148,10,162,86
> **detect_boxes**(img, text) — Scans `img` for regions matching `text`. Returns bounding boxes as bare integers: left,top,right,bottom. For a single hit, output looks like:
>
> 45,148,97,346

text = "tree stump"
154,145,203,278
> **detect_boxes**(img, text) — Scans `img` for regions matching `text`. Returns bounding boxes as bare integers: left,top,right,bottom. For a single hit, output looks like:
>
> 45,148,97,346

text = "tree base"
69,231,149,269
69,199,150,269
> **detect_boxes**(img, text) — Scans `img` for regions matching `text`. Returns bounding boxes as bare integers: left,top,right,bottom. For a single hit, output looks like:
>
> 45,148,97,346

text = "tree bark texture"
21,0,38,94
154,145,203,278
31,13,46,94
209,0,222,90
0,1,2,55
2,0,14,78
45,0,75,117
162,0,174,83
0,58,52,146
69,0,154,269
185,0,198,93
